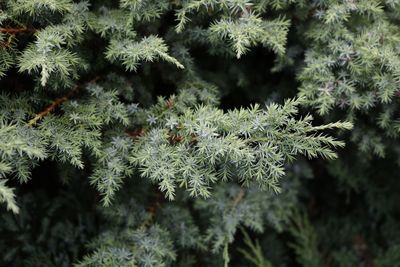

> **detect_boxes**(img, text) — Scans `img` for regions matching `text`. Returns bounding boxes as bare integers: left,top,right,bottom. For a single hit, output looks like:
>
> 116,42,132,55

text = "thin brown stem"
232,189,245,207
0,27,36,34
26,77,100,127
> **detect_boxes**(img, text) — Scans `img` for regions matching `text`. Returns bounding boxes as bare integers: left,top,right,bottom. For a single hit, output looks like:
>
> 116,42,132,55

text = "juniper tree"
1,0,400,267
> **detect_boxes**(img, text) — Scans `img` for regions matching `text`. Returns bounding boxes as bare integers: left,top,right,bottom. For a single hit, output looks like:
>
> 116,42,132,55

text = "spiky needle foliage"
1,0,399,266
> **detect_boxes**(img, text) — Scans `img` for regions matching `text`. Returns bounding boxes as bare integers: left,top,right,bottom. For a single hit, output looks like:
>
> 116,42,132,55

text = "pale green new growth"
209,14,289,58
8,0,73,16
120,0,169,22
106,35,184,71
176,0,290,58
0,179,19,213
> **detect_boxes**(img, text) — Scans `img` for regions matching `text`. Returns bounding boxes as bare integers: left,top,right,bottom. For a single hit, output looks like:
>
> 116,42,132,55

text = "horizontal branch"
0,27,37,34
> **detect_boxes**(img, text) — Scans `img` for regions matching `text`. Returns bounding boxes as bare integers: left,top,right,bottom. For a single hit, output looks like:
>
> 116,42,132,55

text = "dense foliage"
1,0,399,266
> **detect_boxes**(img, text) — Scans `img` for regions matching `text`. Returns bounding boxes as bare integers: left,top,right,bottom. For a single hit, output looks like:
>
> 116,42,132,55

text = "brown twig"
0,41,11,48
26,77,100,127
139,191,163,229
232,189,245,207
0,33,16,48
0,27,36,34
168,133,184,144
126,128,146,139
127,127,198,145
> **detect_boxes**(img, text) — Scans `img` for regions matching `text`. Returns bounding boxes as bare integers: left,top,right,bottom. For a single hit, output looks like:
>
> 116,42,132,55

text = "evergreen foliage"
1,0,399,266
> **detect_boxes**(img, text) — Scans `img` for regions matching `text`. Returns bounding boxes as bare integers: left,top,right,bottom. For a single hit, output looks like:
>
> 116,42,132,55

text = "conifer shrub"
1,0,399,266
